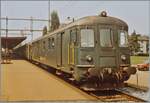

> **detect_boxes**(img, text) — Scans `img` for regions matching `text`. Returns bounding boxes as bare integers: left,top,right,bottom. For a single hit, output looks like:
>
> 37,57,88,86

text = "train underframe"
30,59,136,91
74,66,136,91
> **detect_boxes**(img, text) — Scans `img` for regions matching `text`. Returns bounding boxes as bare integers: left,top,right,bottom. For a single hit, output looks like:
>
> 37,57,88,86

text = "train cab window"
100,29,113,47
119,31,128,47
80,29,94,47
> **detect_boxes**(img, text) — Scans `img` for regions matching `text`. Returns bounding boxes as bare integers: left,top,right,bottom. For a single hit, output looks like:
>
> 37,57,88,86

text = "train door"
56,32,64,67
69,29,77,65
37,41,40,61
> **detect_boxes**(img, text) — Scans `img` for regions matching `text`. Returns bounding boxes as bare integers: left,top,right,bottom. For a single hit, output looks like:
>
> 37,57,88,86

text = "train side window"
119,30,128,47
48,38,51,49
51,38,55,48
70,29,77,43
48,37,55,49
43,41,46,49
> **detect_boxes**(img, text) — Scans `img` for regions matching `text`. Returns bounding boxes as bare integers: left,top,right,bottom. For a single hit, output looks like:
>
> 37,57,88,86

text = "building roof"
137,35,149,41
1,36,27,49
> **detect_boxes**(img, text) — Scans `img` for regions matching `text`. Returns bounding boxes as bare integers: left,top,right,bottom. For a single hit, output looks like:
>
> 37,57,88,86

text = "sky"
1,1,150,42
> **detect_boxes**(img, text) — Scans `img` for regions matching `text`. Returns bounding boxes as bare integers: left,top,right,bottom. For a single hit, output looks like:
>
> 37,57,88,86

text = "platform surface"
126,70,149,90
0,60,94,101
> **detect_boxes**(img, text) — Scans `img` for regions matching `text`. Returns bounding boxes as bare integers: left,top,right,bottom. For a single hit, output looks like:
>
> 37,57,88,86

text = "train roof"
69,16,128,28
32,13,128,43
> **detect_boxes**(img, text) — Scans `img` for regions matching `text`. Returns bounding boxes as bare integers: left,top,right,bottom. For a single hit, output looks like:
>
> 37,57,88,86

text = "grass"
130,56,149,65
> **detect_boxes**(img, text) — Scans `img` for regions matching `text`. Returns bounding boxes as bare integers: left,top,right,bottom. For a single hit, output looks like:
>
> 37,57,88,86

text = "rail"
88,90,147,102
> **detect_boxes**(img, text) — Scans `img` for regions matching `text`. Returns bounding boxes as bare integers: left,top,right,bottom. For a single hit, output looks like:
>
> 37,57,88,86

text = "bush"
138,53,149,56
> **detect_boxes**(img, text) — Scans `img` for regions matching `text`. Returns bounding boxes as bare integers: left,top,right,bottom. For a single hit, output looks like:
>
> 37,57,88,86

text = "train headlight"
121,55,126,61
100,11,107,17
86,55,93,62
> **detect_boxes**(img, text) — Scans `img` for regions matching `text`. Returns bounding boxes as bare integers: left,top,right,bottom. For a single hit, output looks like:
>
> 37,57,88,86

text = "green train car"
15,11,136,90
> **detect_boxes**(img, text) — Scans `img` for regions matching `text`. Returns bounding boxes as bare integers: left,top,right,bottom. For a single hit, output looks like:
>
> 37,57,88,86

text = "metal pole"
0,17,49,21
0,28,43,32
136,73,138,86
48,0,50,32
30,16,33,41
0,0,2,96
5,17,8,62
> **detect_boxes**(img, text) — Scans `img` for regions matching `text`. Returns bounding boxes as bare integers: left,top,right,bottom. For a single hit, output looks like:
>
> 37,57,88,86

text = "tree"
50,10,60,31
128,30,140,54
42,26,47,36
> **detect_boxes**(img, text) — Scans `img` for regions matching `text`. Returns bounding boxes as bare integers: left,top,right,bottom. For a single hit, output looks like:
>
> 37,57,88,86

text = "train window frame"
118,30,128,47
80,29,95,47
99,28,113,47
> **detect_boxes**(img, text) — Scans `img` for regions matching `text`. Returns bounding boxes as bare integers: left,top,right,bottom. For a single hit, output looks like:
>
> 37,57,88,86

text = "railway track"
88,90,147,102
52,70,148,102
56,72,148,102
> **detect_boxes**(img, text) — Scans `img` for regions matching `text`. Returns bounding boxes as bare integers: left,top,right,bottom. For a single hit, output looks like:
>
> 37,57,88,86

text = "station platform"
126,70,149,90
0,60,94,101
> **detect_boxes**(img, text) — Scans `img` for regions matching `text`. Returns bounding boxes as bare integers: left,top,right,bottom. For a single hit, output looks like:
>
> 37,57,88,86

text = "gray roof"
70,16,128,27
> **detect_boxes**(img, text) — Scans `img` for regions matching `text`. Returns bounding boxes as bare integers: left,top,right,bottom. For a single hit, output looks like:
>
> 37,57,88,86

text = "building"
129,30,149,55
137,35,149,54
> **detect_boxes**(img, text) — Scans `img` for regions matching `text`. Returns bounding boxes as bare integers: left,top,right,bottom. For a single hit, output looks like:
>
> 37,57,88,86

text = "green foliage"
42,26,47,36
131,56,148,65
50,10,60,31
128,31,140,54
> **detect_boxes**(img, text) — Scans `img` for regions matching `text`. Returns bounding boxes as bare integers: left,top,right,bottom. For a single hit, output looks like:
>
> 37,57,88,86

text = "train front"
74,11,136,90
